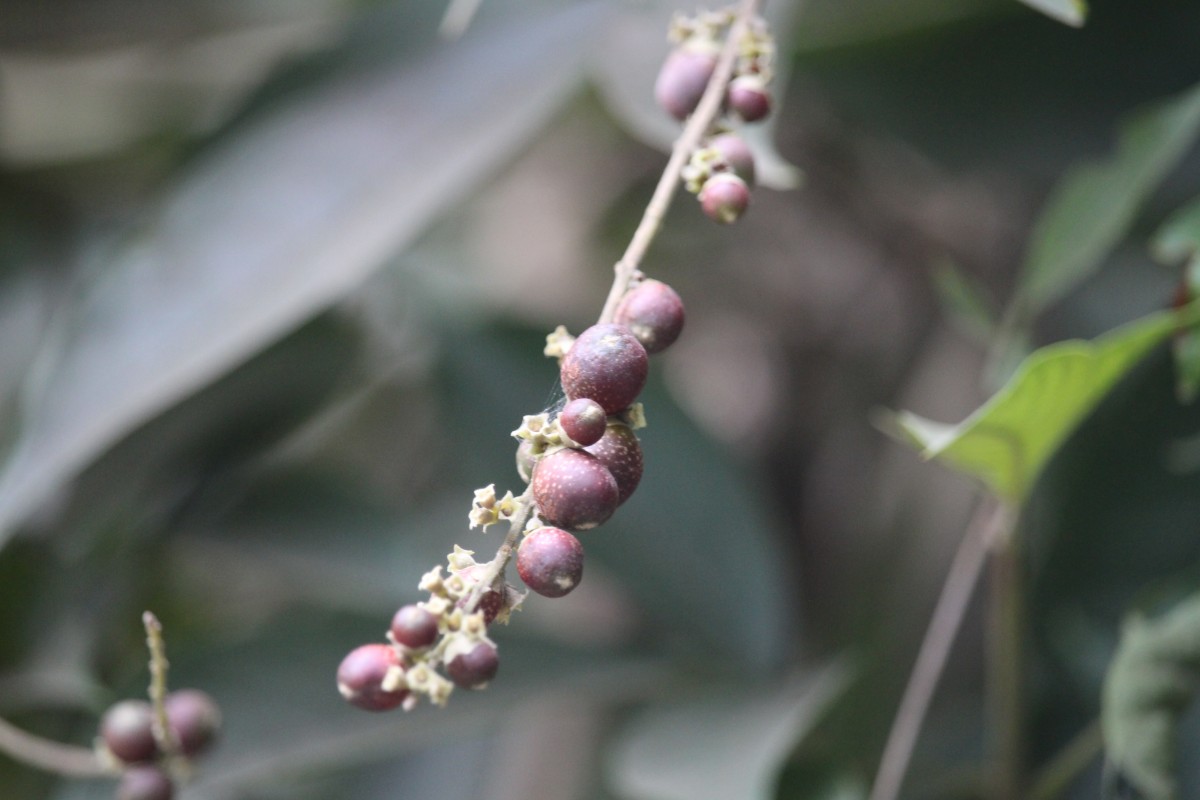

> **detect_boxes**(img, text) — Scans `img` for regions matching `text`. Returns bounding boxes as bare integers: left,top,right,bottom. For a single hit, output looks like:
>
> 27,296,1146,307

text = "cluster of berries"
654,8,775,223
97,690,220,800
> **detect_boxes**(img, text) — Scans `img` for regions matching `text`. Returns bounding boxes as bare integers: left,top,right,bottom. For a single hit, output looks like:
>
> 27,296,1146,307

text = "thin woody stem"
598,0,762,324
463,485,535,613
0,715,108,778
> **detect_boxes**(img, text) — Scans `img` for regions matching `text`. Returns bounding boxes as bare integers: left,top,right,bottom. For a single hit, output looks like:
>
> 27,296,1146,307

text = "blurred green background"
0,0,1198,798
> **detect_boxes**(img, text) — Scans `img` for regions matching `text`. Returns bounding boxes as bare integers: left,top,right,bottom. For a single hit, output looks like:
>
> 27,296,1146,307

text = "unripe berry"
558,398,607,447
614,280,686,355
699,173,750,224
117,765,173,800
531,448,619,530
100,700,158,764
165,689,220,757
337,644,408,712
710,133,755,185
391,604,440,648
584,422,644,505
515,439,538,483
560,323,648,415
517,527,585,598
655,46,717,121
446,642,499,689
726,75,772,122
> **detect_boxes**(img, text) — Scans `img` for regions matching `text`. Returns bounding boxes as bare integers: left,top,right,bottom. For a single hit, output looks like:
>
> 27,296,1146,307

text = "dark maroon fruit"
531,448,619,530
560,323,648,415
391,604,439,648
453,565,504,623
613,280,686,355
727,75,771,122
100,700,158,764
516,439,538,483
699,173,750,224
117,765,173,800
517,527,585,598
710,133,755,185
446,642,499,689
584,422,644,505
558,398,607,447
165,689,220,757
337,644,408,712
655,46,718,121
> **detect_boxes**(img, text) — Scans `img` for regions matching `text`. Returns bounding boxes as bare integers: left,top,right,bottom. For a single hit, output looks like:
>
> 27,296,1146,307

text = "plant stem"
464,485,535,613
868,501,1010,800
143,611,180,760
598,0,762,324
1027,720,1103,800
988,525,1023,799
0,715,108,778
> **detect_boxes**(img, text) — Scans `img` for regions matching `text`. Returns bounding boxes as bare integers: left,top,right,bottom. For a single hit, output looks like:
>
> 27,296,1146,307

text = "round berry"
614,280,686,355
584,422,644,505
100,700,158,764
531,448,619,530
655,46,717,121
560,323,648,415
558,398,607,447
518,527,585,598
391,604,439,648
710,133,755,185
452,565,505,623
336,644,408,712
727,75,772,122
165,689,219,757
699,173,750,224
516,439,539,483
446,642,499,689
117,765,173,800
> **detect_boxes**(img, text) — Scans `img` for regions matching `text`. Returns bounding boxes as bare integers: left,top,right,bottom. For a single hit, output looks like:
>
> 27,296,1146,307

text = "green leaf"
0,4,607,551
931,259,996,344
1018,82,1200,314
607,663,852,800
1014,0,1087,27
887,306,1193,502
1152,197,1200,402
1102,590,1200,800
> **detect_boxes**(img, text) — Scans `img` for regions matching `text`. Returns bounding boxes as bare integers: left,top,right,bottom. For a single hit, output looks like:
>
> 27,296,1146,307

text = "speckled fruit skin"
391,604,439,648
532,448,619,530
710,133,755,185
558,398,607,447
337,644,408,712
517,527,585,598
727,75,771,122
584,422,644,505
100,700,159,764
447,643,499,689
165,689,220,757
655,46,718,121
560,324,648,415
699,173,750,224
613,280,685,355
117,765,174,800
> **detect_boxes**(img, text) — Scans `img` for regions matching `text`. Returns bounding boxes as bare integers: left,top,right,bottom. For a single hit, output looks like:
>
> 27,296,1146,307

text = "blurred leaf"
888,306,1193,502
1102,590,1200,800
0,3,609,551
1015,0,1087,27
607,663,851,800
931,259,997,344
1152,197,1200,402
1016,82,1200,315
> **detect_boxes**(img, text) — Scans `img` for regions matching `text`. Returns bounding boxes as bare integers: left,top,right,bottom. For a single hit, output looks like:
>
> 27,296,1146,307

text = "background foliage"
1,0,1199,798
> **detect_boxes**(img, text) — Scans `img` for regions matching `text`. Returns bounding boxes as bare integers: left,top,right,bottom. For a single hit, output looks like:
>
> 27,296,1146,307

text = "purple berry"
613,280,686,355
100,700,158,764
655,46,717,121
584,422,644,505
337,644,408,712
531,448,619,531
558,398,607,447
560,323,648,415
165,689,220,757
446,642,499,689
710,133,756,185
452,565,505,623
117,765,174,800
699,173,750,224
727,75,772,122
391,604,440,648
517,527,585,598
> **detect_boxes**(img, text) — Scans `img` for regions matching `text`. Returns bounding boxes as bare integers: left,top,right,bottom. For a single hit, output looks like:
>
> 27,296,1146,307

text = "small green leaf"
1102,590,1200,800
1152,197,1200,402
1014,0,1087,27
887,307,1193,502
1018,82,1200,314
931,259,997,344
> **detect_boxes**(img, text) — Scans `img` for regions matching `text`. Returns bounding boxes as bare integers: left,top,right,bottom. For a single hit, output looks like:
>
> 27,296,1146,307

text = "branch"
0,715,107,778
